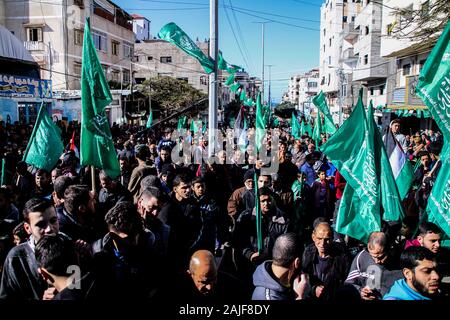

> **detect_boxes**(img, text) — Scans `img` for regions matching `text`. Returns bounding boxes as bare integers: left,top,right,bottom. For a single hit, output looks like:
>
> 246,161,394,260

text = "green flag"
304,120,313,136
190,119,199,133
218,51,240,74
255,92,265,153
146,108,153,129
321,91,381,243
367,101,405,222
230,82,241,93
158,22,214,73
239,88,247,101
416,21,450,237
23,103,64,172
254,172,263,253
0,158,5,186
313,91,336,135
312,112,323,146
291,112,301,139
81,17,120,179
225,74,235,86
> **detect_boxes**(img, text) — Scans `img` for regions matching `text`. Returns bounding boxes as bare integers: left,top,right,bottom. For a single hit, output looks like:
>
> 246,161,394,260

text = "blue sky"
114,0,321,103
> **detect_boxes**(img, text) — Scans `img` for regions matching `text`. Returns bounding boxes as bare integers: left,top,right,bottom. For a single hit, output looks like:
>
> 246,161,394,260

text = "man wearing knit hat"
227,169,255,221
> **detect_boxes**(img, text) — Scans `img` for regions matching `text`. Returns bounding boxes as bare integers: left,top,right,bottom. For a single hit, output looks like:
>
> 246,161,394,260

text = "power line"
222,4,320,23
225,6,320,31
290,0,321,7
138,0,208,5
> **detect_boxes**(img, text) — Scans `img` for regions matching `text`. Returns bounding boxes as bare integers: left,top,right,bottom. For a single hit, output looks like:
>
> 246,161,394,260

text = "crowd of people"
0,116,448,301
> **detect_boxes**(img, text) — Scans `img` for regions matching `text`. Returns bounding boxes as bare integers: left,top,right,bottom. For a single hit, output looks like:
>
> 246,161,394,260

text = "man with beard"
384,246,441,300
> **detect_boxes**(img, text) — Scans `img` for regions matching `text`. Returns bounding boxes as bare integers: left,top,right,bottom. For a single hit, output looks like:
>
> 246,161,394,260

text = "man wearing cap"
227,169,255,221
128,144,156,202
157,128,176,153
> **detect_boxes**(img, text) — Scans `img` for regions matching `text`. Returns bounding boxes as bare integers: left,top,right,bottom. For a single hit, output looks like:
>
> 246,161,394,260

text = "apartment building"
132,14,151,42
2,0,135,91
319,0,361,117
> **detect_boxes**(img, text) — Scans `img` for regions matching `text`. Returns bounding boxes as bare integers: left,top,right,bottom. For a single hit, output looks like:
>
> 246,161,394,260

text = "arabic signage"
0,74,52,98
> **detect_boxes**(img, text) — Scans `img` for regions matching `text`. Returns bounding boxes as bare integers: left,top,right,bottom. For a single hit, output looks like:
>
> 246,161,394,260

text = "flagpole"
1,158,5,186
91,166,96,193
22,101,45,162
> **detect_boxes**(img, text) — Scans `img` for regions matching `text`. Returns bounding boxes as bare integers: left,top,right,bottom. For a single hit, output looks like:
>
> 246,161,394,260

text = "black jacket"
0,238,47,300
301,243,350,301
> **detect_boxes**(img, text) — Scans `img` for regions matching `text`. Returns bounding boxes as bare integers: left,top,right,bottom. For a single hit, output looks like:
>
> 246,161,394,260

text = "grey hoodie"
252,261,294,300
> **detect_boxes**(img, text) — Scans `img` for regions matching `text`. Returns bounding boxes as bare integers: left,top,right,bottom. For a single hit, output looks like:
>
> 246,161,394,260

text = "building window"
419,59,427,71
160,56,172,63
122,69,130,83
308,82,317,88
110,69,120,82
364,54,368,65
402,64,411,76
27,27,42,42
74,29,83,45
327,74,330,85
73,62,82,75
328,56,331,65
147,56,153,61
123,42,133,58
177,77,188,83
323,44,325,52
92,30,107,52
379,85,384,95
329,38,332,47
387,23,393,35
111,41,119,56
343,16,348,23
323,28,326,36
365,26,369,35
369,87,374,95
200,76,208,85
351,16,356,22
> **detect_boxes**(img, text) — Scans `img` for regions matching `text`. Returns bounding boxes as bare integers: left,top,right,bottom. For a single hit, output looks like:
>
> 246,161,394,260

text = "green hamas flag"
218,51,240,74
320,91,381,243
255,92,266,152
81,17,120,179
158,22,214,73
146,108,153,129
190,119,200,133
291,112,301,139
23,103,64,172
230,82,241,93
225,74,235,86
304,120,313,136
239,88,247,101
312,112,323,146
313,91,336,135
416,21,450,238
367,101,404,222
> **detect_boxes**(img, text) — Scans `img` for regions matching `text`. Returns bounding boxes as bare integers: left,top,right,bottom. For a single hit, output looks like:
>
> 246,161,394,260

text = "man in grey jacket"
252,233,310,300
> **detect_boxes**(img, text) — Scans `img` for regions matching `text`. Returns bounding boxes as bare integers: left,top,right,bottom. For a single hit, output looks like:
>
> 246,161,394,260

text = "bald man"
301,222,350,301
345,231,403,300
171,250,245,302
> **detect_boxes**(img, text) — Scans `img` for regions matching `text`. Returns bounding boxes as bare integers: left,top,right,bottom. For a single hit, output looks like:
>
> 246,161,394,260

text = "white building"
298,68,319,113
352,0,389,108
380,0,438,111
319,0,361,118
132,14,151,42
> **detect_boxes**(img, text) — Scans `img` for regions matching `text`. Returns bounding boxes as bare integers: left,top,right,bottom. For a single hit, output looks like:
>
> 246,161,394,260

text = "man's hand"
75,239,93,258
360,286,376,300
250,252,260,262
315,285,325,298
42,287,57,300
293,273,310,300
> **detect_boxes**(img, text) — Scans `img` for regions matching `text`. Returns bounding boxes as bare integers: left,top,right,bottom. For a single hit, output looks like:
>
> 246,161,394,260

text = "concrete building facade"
2,0,135,92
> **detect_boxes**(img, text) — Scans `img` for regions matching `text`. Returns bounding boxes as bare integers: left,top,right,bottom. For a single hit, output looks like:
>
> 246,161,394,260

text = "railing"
24,41,45,51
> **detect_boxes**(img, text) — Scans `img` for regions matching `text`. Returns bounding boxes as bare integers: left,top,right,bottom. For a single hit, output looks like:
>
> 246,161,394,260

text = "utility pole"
208,0,218,157
266,64,273,109
337,68,344,126
252,22,270,103
130,59,133,125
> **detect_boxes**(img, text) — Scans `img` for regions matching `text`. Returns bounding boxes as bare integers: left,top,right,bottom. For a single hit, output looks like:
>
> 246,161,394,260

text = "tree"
137,76,206,114
381,0,450,43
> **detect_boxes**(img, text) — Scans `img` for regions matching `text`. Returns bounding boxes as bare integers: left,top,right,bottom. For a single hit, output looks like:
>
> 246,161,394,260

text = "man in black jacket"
0,198,59,300
302,222,350,301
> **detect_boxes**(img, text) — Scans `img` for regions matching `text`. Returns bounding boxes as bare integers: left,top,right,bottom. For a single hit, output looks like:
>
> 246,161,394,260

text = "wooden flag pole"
91,166,96,193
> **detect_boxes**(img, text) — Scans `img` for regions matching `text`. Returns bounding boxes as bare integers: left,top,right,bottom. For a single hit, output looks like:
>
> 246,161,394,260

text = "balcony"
342,22,359,42
340,48,357,63
24,41,45,51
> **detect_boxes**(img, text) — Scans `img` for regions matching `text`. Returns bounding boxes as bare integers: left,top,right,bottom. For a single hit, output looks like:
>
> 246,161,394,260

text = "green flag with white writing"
291,112,301,139
255,92,265,153
416,21,450,238
158,22,214,73
80,17,120,179
146,108,153,129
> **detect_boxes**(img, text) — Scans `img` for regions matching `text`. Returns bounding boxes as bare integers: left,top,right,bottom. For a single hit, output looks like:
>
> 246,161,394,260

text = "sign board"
0,74,52,98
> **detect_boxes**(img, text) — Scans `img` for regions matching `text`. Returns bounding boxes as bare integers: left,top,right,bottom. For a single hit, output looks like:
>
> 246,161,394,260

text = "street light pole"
208,0,218,158
266,64,273,109
253,22,270,103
